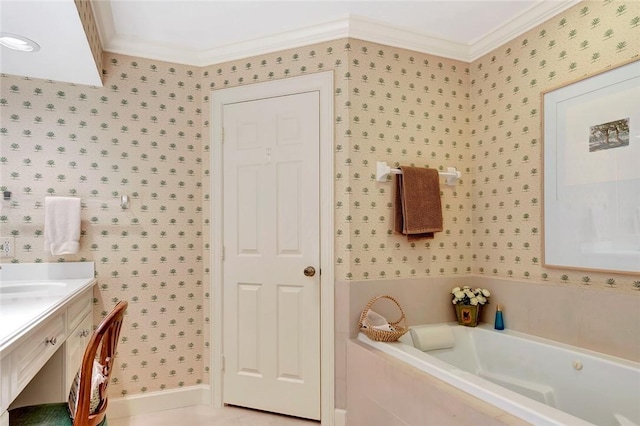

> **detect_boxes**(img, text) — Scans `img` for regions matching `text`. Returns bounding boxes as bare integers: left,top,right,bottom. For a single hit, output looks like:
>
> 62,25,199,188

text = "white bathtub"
357,324,640,426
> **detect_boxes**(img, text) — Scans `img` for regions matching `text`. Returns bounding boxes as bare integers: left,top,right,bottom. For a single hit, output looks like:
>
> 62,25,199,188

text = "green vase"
455,303,481,327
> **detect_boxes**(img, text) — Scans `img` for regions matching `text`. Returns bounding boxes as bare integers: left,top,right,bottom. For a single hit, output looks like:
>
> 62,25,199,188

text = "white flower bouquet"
451,286,490,306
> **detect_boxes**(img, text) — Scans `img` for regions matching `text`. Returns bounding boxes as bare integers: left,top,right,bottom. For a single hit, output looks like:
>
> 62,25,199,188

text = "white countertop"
0,262,96,352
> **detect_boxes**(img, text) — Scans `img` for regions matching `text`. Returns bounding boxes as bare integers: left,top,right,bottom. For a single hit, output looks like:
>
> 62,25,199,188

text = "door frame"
210,71,334,424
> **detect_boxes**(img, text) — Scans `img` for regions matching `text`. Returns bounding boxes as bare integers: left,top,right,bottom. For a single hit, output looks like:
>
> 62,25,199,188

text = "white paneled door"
222,92,320,420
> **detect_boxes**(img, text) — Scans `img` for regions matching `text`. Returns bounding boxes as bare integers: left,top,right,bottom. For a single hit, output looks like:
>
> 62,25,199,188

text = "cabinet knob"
45,337,57,346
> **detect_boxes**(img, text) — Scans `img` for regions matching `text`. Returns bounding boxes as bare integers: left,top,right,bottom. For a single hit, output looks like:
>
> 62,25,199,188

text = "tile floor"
108,405,319,426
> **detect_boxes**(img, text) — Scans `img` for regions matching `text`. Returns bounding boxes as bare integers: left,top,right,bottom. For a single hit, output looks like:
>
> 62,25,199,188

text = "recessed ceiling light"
0,33,40,52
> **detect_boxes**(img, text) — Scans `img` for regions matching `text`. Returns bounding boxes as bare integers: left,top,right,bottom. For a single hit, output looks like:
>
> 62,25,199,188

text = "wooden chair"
9,301,128,426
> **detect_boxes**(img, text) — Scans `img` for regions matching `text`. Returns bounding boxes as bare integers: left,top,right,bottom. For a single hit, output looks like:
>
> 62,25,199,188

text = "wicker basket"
358,295,408,342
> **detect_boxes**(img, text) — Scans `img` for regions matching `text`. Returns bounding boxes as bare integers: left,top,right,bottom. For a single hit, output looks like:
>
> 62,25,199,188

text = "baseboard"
109,386,340,424
107,385,210,419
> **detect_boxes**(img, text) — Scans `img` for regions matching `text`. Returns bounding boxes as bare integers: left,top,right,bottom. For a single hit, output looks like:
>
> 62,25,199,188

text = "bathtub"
357,324,640,426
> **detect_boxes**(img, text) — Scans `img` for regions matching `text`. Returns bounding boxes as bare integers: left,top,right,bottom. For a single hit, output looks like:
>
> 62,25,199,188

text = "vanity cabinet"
65,309,93,391
0,272,95,426
5,288,93,410
8,313,66,402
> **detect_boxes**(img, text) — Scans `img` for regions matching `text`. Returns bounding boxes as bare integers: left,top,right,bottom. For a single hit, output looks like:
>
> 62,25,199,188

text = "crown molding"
347,15,469,62
100,17,349,67
468,0,582,61
104,35,205,67
90,0,115,55
95,2,578,66
195,18,349,67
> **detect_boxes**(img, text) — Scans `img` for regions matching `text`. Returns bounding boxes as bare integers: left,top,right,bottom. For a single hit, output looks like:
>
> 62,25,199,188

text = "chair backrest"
73,301,128,426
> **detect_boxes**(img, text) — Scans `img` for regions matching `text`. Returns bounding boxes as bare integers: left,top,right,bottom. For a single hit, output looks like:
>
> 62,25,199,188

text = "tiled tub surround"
336,276,640,411
0,262,96,426
472,276,640,363
357,324,640,425
346,339,526,426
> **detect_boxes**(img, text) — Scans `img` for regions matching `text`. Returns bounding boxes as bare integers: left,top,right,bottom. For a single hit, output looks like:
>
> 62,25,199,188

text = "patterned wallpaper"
200,40,471,285
1,0,639,401
0,57,205,397
339,41,472,281
74,0,103,82
470,0,640,289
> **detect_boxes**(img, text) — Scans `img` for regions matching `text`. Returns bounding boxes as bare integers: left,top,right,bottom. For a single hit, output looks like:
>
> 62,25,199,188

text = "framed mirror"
542,59,640,274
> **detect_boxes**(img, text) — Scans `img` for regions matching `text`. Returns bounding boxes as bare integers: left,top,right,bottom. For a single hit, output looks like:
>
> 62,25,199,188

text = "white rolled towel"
362,310,396,332
409,324,455,351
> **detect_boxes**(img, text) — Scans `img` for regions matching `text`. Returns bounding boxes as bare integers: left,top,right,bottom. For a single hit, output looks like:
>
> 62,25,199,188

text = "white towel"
44,196,81,255
409,324,455,351
362,310,396,332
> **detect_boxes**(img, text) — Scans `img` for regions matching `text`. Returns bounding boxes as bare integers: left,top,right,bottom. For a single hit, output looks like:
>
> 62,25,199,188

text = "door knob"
304,266,316,277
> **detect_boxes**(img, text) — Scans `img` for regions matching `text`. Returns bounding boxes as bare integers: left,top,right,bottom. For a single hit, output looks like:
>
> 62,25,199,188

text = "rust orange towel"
394,166,443,240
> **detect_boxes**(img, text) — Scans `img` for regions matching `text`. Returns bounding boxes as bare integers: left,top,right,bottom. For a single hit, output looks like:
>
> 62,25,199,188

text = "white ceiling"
96,0,579,65
0,0,102,86
0,0,580,86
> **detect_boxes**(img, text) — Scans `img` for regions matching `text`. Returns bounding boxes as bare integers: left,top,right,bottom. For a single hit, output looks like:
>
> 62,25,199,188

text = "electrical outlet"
1,237,15,258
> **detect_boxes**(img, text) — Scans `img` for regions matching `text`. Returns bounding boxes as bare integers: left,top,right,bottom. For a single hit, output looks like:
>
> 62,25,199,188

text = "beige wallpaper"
200,40,471,284
74,0,103,83
470,0,640,289
1,0,639,401
1,57,205,397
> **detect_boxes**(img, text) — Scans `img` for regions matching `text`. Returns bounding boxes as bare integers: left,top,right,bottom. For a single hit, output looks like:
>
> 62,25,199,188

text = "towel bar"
376,161,461,185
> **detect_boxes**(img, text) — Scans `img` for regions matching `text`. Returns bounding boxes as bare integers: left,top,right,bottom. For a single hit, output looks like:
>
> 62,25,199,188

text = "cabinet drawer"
67,289,92,332
10,314,65,398
65,314,93,391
